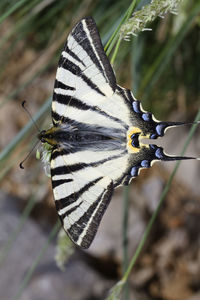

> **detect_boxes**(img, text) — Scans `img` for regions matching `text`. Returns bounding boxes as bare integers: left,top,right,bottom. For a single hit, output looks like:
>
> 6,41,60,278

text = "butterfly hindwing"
51,148,114,248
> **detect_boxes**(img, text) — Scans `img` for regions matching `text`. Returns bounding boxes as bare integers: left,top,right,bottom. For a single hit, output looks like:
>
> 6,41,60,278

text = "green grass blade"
105,0,138,56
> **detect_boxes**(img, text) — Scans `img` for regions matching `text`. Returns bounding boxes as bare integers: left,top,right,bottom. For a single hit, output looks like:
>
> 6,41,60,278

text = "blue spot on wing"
156,124,166,136
155,148,164,159
142,113,151,122
131,167,138,177
141,160,150,168
132,101,141,113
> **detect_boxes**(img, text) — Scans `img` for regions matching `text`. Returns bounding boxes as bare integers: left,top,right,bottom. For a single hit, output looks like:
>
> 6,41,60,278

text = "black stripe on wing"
51,148,69,160
52,178,73,189
52,94,128,130
67,181,113,249
67,17,116,93
64,45,86,67
51,164,84,176
57,177,103,211
54,79,75,91
52,111,72,125
58,57,105,97
51,150,125,179
53,94,71,105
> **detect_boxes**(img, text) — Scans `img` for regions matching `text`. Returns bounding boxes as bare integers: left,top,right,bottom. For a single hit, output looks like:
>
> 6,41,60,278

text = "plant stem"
105,0,138,57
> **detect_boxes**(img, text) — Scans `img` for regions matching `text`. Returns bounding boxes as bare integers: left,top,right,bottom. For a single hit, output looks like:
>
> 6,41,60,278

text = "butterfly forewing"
52,17,117,125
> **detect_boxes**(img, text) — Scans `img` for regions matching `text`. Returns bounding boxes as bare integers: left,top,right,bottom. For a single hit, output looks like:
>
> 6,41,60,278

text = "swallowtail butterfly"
38,17,196,249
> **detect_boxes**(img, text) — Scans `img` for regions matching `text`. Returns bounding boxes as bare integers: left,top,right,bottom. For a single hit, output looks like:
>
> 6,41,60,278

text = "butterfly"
38,17,196,249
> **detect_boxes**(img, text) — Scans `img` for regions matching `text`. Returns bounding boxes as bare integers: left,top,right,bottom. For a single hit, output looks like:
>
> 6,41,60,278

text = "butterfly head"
38,127,58,146
38,130,47,143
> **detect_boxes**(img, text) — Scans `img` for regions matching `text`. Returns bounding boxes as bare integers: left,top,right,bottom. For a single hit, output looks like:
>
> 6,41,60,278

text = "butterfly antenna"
21,101,40,133
19,140,40,169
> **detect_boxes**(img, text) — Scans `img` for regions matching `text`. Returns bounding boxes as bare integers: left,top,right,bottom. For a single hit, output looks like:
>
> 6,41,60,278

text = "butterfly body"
39,17,195,249
39,123,122,149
